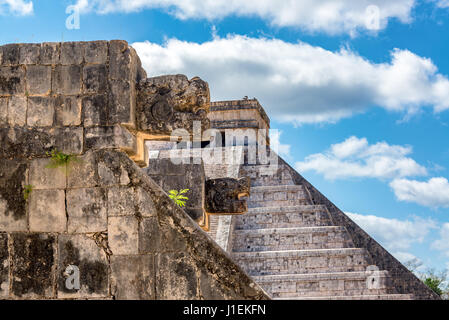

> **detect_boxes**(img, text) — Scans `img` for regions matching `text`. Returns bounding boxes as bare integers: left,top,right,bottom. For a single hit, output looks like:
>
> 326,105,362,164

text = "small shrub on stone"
46,149,75,168
168,189,189,208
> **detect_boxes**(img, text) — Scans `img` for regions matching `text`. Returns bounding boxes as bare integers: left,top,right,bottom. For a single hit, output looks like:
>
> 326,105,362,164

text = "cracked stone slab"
67,188,107,233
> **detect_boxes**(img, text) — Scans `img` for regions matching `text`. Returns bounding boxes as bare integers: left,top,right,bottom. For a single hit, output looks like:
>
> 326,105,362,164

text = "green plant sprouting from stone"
168,189,189,208
23,185,33,201
45,149,75,169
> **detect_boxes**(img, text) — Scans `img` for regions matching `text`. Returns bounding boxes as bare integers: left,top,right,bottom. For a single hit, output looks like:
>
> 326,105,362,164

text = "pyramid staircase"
228,163,415,300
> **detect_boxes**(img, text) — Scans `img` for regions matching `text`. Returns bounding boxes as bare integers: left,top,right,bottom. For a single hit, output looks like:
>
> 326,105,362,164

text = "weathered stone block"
85,125,136,154
138,217,159,253
53,127,84,155
11,233,55,298
27,96,54,127
58,234,109,299
96,151,132,186
0,233,9,298
40,42,59,64
1,44,20,65
26,65,51,95
107,186,135,216
108,216,138,255
29,158,66,190
156,252,199,300
19,44,41,64
7,95,27,126
0,98,7,127
199,270,233,300
83,64,107,94
0,127,52,158
60,42,84,65
109,40,131,81
0,66,25,95
139,217,187,254
0,160,27,232
67,151,98,188
110,255,155,300
54,95,82,126
84,41,108,64
136,187,156,217
29,189,66,232
67,188,107,233
146,159,191,176
52,65,81,95
82,94,108,126
108,79,131,124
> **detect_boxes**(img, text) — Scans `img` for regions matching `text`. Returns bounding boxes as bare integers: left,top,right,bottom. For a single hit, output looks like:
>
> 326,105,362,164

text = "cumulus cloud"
346,212,437,251
70,0,416,34
269,130,291,158
132,35,449,125
294,136,427,180
432,223,449,257
0,0,33,15
436,0,449,8
393,251,422,265
390,177,449,208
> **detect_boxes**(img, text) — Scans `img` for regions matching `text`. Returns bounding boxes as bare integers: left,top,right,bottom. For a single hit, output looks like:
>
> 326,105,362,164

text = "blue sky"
3,0,449,271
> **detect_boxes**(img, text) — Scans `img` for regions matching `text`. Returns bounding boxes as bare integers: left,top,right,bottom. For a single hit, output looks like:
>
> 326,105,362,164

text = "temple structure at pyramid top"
209,98,270,131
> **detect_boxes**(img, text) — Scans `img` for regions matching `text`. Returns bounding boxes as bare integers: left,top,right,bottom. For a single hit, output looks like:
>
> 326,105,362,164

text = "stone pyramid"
206,99,439,300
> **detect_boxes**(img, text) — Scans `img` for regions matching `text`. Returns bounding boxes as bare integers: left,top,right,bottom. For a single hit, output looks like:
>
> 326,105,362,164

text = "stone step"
232,226,353,252
253,271,394,298
248,199,311,208
248,185,311,207
231,248,370,276
241,165,296,187
235,205,332,230
241,164,290,175
276,294,414,300
251,178,296,187
250,185,307,193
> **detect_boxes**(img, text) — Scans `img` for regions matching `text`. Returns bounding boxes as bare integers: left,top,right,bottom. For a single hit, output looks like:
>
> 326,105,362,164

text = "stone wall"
0,41,269,300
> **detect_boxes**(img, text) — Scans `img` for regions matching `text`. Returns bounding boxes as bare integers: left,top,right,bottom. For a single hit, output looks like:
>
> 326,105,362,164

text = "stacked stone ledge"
0,41,269,300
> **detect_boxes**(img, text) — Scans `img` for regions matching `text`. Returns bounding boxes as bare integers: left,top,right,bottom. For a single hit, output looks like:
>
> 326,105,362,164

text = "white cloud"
72,0,416,34
432,223,449,257
0,0,33,15
295,136,427,180
132,36,449,125
436,0,449,8
346,212,437,251
269,130,291,158
392,251,426,267
390,177,449,208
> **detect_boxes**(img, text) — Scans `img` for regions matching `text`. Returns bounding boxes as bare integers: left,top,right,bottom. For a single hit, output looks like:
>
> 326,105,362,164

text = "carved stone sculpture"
136,74,210,136
205,178,250,215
